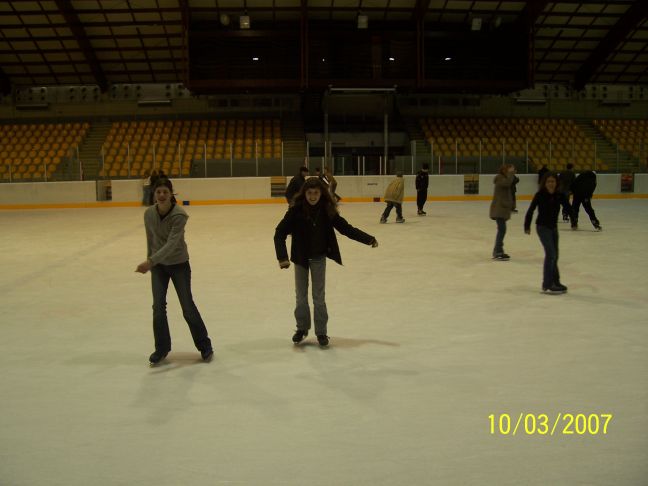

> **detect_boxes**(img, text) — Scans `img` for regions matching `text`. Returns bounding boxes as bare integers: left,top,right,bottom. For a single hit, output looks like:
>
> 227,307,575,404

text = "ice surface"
1,199,647,485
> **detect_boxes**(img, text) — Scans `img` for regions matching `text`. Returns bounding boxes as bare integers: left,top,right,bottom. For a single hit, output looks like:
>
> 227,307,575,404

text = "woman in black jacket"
274,177,378,347
524,172,574,295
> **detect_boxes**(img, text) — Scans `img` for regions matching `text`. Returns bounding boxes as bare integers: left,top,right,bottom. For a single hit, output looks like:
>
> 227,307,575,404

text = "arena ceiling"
0,0,646,94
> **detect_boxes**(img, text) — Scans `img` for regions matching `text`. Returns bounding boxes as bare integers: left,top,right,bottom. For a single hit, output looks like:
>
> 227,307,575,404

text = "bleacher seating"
593,119,648,162
420,118,605,172
99,119,282,178
0,123,88,181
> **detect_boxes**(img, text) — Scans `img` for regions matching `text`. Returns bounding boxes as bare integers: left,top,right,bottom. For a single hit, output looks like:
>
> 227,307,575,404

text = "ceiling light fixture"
357,13,368,29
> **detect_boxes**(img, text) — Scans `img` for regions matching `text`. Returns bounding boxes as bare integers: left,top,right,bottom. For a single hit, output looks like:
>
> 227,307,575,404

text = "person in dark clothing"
489,164,515,260
148,169,159,205
285,166,309,205
538,164,549,185
510,167,520,213
570,170,602,231
415,163,430,215
558,163,576,222
274,177,378,347
524,172,574,295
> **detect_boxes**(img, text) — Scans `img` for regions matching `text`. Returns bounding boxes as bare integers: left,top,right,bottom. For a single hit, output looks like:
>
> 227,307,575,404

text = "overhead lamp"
239,14,250,29
357,14,368,29
471,18,482,31
220,13,230,26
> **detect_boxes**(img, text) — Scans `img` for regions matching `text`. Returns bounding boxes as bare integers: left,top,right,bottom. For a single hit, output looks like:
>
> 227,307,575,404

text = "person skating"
510,167,520,213
558,163,576,222
135,178,213,365
524,172,574,294
324,166,341,202
489,164,515,260
538,164,549,185
415,163,430,215
570,170,602,231
285,166,309,206
380,172,405,223
274,177,378,347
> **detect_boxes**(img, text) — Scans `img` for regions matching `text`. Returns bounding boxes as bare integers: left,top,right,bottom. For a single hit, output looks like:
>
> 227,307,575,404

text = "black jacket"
558,169,575,193
274,204,375,267
285,174,306,202
525,191,573,231
415,170,429,191
571,171,597,198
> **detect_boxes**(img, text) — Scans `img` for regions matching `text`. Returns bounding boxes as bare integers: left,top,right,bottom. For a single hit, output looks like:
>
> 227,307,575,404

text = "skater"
142,169,152,206
415,163,429,215
324,166,341,202
558,163,576,222
489,164,515,260
524,172,574,294
274,177,378,347
285,165,309,206
570,170,602,231
538,164,549,185
148,169,159,205
135,178,213,365
510,167,520,213
380,172,405,223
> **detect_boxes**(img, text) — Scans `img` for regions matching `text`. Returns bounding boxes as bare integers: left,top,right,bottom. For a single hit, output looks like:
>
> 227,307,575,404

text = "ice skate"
317,335,329,347
201,348,214,362
292,329,308,344
149,350,168,366
543,285,566,295
492,253,510,261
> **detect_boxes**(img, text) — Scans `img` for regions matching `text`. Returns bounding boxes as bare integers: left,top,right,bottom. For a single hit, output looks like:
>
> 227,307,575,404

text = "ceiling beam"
517,0,551,27
54,0,108,92
574,1,648,89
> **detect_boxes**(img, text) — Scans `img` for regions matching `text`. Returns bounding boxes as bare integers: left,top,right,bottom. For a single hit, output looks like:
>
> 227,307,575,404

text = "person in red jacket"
274,177,378,347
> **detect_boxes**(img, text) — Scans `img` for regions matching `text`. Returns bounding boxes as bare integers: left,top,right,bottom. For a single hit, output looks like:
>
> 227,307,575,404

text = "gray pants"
294,257,328,336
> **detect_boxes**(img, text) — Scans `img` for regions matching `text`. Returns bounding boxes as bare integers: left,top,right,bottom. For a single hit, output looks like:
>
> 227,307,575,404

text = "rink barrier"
1,174,647,209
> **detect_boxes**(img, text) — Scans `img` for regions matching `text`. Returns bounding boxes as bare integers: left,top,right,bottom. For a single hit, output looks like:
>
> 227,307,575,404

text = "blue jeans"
151,261,211,353
493,218,507,256
294,257,328,336
536,225,560,288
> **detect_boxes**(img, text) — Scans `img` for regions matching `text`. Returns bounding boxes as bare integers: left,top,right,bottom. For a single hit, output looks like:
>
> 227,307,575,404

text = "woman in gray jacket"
489,164,515,260
135,178,213,365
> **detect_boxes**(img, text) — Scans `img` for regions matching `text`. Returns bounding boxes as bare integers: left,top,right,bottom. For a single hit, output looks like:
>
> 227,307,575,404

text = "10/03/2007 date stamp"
488,413,613,436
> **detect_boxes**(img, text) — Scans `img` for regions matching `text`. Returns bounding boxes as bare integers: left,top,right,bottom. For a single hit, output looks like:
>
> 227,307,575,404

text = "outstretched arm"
333,215,376,246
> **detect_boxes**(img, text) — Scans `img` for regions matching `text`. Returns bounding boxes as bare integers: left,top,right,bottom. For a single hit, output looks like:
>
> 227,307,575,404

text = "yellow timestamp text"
488,413,613,436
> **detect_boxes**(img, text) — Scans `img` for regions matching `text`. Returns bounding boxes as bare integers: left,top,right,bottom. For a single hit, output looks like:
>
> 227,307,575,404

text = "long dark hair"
292,177,338,219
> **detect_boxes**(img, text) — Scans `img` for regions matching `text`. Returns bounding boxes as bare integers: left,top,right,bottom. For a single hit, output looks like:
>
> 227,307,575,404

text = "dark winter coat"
274,203,375,268
524,191,573,231
415,170,429,192
285,174,306,202
558,169,575,194
571,171,597,198
489,173,514,220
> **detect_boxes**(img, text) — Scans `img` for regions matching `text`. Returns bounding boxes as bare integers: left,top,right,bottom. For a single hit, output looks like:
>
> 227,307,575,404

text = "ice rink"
1,198,647,485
